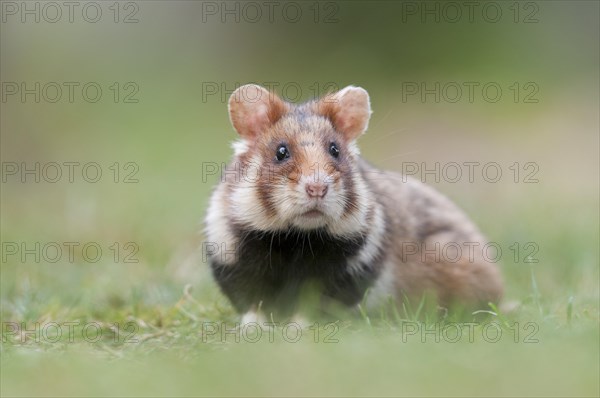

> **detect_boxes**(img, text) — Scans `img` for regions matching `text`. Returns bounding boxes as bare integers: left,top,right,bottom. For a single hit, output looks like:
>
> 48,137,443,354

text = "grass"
1,285,598,397
1,182,598,396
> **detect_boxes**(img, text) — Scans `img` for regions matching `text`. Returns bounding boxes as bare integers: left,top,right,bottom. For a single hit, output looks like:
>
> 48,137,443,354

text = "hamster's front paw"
241,311,267,327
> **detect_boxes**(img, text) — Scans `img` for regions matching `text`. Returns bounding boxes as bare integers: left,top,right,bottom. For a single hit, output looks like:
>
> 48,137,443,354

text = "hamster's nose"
305,182,328,198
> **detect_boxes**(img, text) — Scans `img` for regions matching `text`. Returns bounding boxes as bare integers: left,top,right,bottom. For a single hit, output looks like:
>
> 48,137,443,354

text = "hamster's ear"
316,86,372,141
228,84,288,140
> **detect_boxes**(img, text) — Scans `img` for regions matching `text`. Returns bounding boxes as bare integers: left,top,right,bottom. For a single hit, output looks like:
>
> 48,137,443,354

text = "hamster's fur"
205,84,503,321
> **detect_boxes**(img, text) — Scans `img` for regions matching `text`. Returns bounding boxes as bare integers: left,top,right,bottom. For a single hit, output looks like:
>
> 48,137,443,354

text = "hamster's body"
205,85,502,321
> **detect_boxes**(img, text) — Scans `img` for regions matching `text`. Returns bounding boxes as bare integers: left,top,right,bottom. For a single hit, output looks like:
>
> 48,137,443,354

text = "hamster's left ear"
315,86,372,141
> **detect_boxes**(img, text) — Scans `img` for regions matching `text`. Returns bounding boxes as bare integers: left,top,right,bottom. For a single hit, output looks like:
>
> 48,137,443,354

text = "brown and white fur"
205,84,503,322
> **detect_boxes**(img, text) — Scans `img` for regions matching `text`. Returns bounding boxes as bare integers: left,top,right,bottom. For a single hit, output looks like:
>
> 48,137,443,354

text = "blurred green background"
1,1,598,396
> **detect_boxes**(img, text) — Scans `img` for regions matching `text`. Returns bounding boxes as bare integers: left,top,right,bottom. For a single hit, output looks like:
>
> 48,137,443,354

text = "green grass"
1,187,598,396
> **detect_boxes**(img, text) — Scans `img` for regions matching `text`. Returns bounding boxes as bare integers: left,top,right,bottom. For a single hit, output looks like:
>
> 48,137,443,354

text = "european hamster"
205,84,503,322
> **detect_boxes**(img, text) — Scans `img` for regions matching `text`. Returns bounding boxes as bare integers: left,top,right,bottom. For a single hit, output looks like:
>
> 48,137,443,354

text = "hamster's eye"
276,145,290,161
329,143,340,158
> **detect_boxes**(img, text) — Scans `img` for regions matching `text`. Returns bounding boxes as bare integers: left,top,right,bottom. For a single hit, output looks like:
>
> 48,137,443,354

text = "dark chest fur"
210,227,380,316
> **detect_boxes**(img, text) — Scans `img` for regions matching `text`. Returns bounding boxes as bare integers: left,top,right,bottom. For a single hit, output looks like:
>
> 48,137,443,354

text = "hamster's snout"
305,182,328,199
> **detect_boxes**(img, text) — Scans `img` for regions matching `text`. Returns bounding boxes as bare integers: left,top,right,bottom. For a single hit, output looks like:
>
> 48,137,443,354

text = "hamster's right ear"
228,84,288,140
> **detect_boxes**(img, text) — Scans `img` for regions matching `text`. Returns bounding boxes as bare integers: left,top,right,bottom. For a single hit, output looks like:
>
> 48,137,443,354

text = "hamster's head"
226,84,373,234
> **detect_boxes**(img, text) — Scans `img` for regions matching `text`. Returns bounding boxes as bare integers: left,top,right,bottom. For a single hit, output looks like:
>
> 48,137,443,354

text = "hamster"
204,84,503,322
